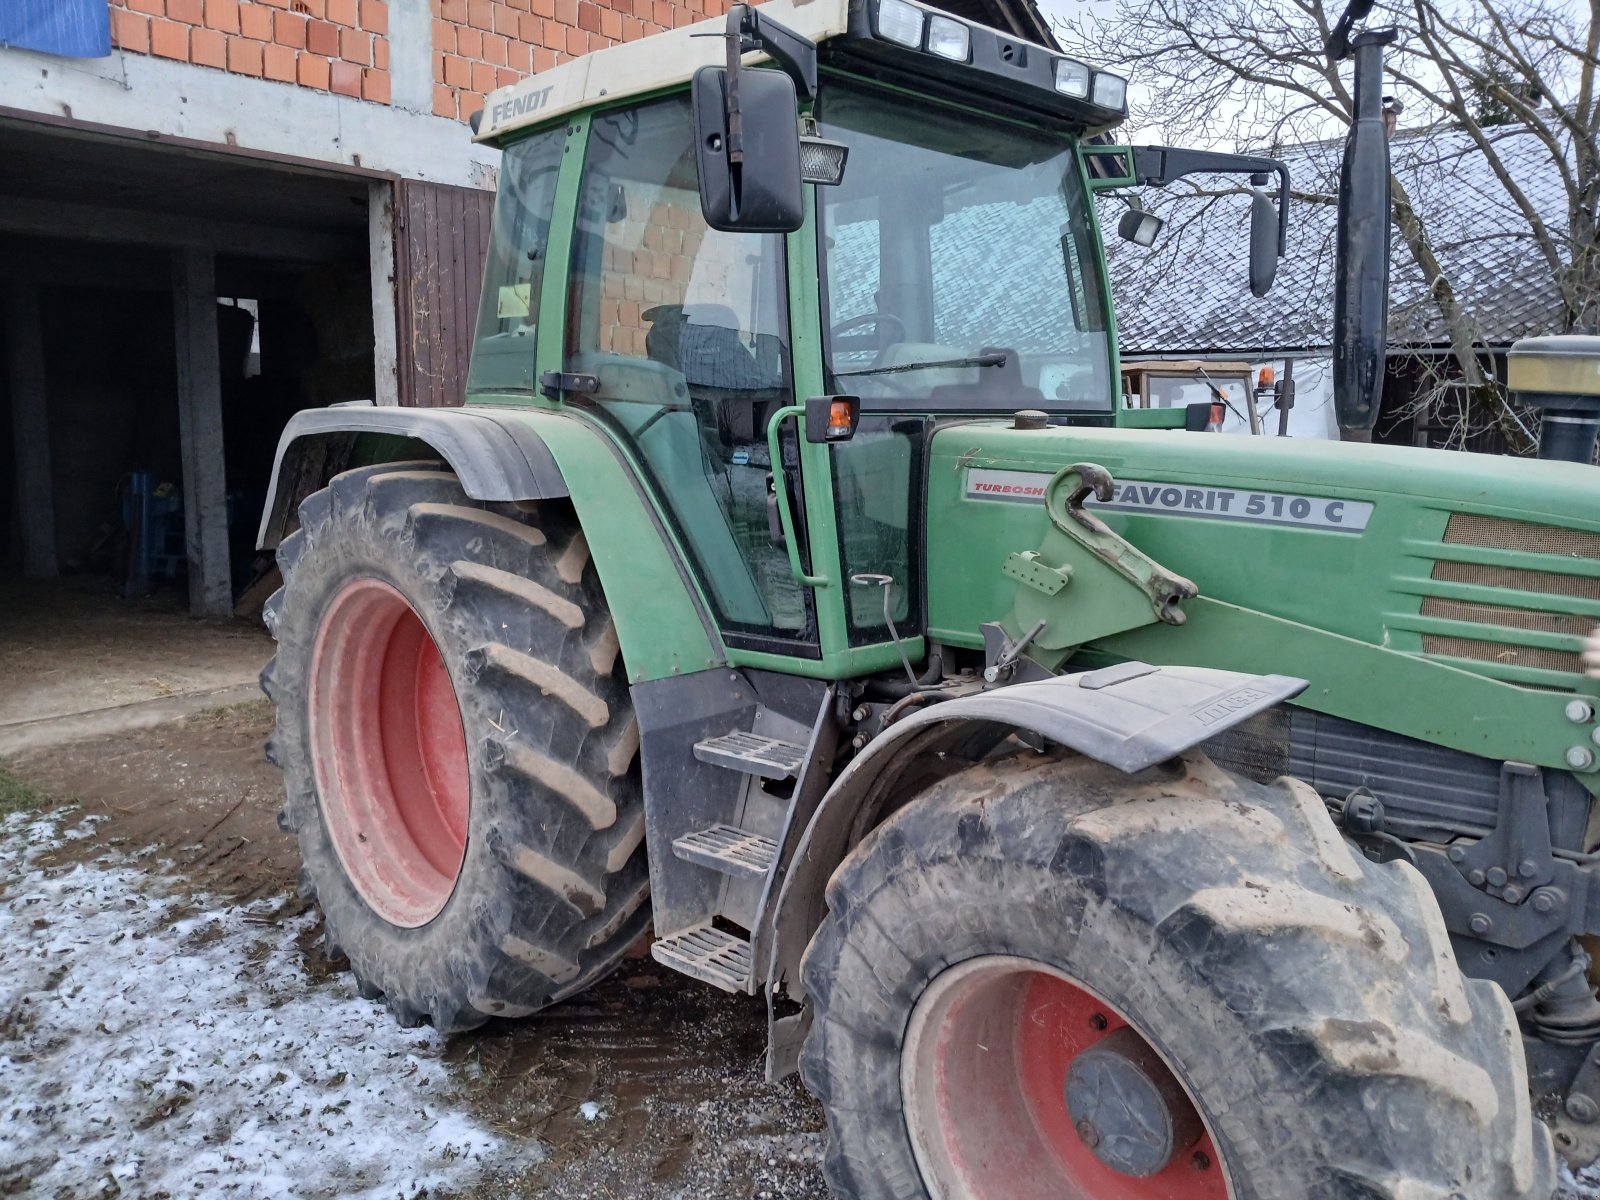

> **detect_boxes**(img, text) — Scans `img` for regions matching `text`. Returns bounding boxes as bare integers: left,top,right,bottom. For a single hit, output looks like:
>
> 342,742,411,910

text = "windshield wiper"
833,352,1007,378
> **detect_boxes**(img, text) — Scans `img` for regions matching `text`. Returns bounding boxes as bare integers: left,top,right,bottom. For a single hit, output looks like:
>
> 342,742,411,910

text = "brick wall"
430,0,731,122
109,0,391,101
105,0,734,123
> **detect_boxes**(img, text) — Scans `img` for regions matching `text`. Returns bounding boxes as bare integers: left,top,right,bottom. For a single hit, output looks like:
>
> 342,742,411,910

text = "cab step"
651,923,752,993
693,731,806,780
673,824,778,880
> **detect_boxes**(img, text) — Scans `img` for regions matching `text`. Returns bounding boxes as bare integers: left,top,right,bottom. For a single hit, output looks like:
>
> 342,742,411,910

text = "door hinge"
539,370,600,400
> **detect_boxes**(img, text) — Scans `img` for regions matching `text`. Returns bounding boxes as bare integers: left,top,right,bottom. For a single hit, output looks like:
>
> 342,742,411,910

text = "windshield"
817,81,1114,412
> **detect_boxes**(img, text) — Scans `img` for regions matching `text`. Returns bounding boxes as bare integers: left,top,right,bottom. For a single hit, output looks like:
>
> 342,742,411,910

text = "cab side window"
565,97,815,651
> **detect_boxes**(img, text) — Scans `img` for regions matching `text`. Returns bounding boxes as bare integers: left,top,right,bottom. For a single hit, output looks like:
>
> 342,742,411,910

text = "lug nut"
1567,746,1597,771
1469,913,1494,936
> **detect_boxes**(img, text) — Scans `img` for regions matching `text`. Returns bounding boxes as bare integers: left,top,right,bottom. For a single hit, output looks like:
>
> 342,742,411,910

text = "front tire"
800,749,1554,1199
262,462,649,1032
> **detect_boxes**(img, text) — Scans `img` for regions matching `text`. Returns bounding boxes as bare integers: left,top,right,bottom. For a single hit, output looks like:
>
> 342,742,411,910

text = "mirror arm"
1129,146,1290,256
719,3,819,167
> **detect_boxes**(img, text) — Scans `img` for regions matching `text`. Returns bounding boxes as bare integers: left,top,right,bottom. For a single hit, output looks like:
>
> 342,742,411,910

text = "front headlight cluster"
871,0,1128,114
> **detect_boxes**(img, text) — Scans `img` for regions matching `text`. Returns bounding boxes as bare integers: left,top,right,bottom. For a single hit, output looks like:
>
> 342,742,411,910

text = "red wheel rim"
309,577,470,928
902,955,1231,1200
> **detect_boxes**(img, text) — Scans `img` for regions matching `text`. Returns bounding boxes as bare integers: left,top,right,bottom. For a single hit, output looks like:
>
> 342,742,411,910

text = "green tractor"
256,0,1600,1194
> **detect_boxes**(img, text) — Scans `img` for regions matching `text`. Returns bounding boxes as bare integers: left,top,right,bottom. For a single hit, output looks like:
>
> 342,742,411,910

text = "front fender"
767,662,1306,998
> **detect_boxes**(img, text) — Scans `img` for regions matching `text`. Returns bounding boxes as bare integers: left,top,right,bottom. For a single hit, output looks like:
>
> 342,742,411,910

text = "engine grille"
1412,512,1600,688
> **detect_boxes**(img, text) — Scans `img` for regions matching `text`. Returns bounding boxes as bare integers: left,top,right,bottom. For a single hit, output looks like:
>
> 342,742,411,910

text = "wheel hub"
1063,1026,1204,1178
308,577,470,928
901,954,1229,1200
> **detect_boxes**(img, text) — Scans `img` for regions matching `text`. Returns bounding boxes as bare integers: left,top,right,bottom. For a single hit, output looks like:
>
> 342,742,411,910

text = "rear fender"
256,405,568,550
767,662,1307,1003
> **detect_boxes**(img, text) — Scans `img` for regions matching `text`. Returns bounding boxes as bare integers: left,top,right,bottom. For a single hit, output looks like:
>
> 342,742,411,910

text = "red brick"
359,0,387,32
470,58,495,90
341,26,371,62
576,3,599,31
298,50,330,86
442,53,470,85
619,13,639,39
506,0,529,10
456,25,480,54
651,0,669,24
467,0,492,28
168,0,204,23
110,8,152,50
440,0,466,19
599,7,619,38
518,12,540,39
330,56,361,94
306,17,338,51
541,16,563,46
264,41,297,78
259,0,290,8
495,65,517,86
191,25,226,63
239,3,273,37
150,17,188,57
554,0,575,23
506,38,530,71
433,82,457,117
293,0,326,16
432,18,455,50
362,65,390,101
459,89,484,119
496,2,521,32
532,45,556,69
228,34,264,72
203,0,240,30
129,0,164,14
529,0,553,17
482,31,506,63
373,34,388,67
327,0,357,23
275,10,307,44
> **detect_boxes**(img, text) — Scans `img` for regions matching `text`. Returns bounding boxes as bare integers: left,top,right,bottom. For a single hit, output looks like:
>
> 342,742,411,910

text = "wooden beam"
3,276,58,578
369,180,400,406
171,249,233,618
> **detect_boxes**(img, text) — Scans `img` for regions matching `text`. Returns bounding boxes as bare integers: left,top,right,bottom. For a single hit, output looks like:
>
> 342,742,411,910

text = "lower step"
652,923,753,993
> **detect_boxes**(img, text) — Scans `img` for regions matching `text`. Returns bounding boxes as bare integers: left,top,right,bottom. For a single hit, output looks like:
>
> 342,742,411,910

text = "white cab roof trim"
475,0,852,143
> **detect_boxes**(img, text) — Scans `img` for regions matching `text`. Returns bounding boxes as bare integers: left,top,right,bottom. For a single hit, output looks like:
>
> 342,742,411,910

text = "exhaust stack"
1508,335,1600,464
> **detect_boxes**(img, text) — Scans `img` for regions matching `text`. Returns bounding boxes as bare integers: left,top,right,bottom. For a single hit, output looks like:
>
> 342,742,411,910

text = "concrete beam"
369,181,400,406
3,277,58,578
171,249,233,618
389,0,435,116
0,195,364,262
0,46,499,188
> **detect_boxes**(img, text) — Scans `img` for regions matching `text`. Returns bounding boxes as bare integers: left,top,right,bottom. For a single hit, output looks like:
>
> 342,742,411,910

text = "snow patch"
0,813,508,1198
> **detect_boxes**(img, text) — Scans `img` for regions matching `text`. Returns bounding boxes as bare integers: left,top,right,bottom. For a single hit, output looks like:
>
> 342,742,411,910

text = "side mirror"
1248,190,1279,297
804,394,861,443
1118,208,1164,247
692,65,804,234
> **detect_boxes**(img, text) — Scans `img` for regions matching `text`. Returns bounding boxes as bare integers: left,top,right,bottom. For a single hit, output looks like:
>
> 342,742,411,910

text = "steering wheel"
829,311,907,365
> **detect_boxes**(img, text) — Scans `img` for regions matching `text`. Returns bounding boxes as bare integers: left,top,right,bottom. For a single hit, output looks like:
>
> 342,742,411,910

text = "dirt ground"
0,578,272,752
2,701,831,1199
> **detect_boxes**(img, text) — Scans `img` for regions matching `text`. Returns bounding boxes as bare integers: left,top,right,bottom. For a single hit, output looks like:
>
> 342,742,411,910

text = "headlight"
1053,58,1090,99
1092,71,1128,111
876,0,925,49
925,15,970,61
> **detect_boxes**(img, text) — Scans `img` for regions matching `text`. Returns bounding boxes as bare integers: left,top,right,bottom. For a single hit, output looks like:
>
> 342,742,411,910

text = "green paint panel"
476,406,719,683
926,421,1600,776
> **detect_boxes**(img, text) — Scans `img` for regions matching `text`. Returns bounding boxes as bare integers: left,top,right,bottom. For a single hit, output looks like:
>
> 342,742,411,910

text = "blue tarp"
0,0,111,58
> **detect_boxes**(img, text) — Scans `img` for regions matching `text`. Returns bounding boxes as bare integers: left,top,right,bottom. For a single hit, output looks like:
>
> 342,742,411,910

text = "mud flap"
895,661,1307,774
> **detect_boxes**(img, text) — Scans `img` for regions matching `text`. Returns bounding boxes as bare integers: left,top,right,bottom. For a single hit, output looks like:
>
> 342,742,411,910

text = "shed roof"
1105,123,1571,355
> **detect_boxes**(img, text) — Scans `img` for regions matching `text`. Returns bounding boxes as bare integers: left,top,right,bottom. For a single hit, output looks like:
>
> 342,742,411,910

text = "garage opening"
0,119,384,744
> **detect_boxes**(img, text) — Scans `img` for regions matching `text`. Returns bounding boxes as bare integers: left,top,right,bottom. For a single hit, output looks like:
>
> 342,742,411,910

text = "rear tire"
261,462,648,1032
800,749,1554,1199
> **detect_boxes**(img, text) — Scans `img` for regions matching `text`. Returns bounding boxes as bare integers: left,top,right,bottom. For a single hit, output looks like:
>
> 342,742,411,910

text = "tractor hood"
926,423,1600,696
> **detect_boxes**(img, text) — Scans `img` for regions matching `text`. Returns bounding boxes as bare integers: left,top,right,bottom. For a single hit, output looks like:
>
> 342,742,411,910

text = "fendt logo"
490,86,555,127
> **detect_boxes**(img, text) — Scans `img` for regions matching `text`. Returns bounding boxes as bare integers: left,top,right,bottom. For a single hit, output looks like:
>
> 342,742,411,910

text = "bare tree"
1060,0,1600,451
